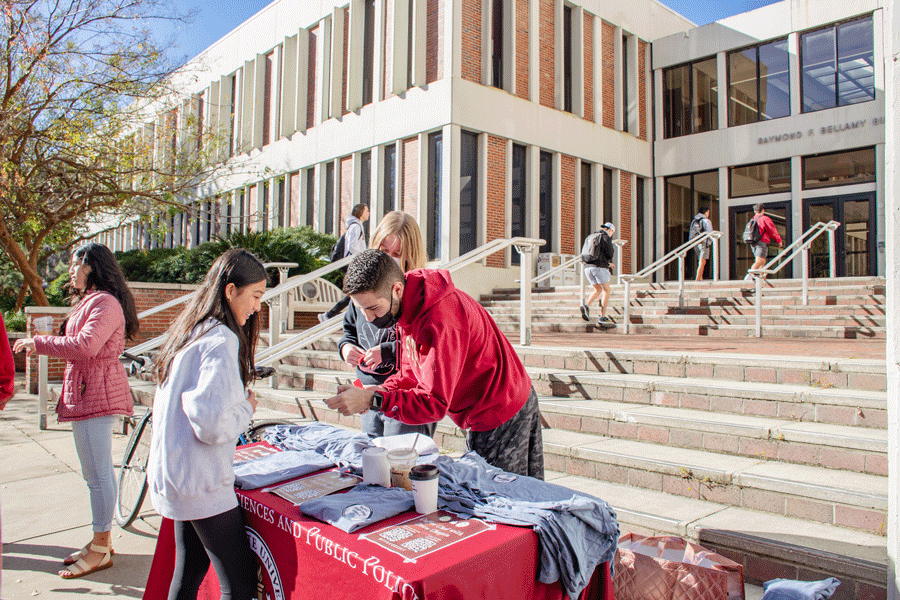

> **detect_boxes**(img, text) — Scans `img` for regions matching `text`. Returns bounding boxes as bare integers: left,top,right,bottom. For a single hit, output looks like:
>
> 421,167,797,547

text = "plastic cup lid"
409,465,439,480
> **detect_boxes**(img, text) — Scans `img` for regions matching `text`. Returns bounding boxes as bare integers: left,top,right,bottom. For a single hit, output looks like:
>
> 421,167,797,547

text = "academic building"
98,0,886,286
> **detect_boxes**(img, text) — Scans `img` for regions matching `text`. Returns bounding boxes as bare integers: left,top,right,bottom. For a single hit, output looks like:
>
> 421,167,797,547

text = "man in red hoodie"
748,203,784,279
325,249,544,479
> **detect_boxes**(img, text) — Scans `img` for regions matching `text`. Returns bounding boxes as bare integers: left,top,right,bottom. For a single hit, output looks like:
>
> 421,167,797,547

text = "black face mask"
370,293,400,329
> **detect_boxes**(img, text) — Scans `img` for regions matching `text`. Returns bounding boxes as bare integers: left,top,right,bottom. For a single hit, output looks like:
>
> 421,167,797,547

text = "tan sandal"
63,544,115,566
59,543,112,579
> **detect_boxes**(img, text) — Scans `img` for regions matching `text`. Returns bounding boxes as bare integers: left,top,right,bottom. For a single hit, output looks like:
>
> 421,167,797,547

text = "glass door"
803,193,875,277
729,201,792,279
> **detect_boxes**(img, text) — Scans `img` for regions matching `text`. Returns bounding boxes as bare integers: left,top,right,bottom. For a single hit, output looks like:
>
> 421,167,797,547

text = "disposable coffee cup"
33,316,53,335
409,464,439,514
362,446,391,487
387,448,418,491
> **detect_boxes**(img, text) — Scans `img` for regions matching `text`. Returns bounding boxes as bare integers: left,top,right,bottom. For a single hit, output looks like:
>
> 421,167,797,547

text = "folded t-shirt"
299,483,414,533
233,450,335,490
762,578,841,600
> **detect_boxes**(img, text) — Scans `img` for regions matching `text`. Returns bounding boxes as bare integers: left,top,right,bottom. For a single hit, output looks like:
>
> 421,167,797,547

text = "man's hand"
325,384,376,416
341,345,365,366
361,346,383,369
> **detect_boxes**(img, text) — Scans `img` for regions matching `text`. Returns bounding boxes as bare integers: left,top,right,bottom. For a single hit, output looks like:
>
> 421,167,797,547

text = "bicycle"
115,363,295,528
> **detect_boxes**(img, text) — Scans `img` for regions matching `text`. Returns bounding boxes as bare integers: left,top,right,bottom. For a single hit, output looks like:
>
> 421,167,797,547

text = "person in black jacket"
338,211,437,437
579,222,616,328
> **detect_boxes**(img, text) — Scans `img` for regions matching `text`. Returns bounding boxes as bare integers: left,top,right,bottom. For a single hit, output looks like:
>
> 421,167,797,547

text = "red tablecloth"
143,471,613,600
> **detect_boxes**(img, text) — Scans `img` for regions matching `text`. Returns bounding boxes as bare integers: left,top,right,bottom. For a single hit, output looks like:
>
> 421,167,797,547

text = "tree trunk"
13,282,28,311
0,222,50,306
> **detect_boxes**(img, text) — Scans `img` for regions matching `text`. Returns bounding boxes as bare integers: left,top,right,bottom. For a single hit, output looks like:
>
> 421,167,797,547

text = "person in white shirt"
320,203,370,322
148,248,267,600
691,207,713,281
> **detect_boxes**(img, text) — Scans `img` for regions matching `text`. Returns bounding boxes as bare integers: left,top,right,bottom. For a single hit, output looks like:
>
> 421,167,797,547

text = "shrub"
2,310,25,332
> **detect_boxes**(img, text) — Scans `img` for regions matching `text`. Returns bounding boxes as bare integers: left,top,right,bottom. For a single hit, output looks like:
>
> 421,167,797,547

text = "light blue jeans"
71,415,118,533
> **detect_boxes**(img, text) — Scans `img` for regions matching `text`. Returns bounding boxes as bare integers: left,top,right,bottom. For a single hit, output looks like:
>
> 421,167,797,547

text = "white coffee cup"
409,464,439,514
33,316,53,335
362,446,391,487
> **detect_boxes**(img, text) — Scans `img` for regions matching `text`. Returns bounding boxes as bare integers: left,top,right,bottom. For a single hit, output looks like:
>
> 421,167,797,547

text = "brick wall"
601,21,614,129
486,135,507,268
340,155,354,231
584,15,594,123
538,0,554,108
383,0,394,99
342,7,349,116
515,0,529,99
461,0,481,83
560,154,577,253
639,40,647,140
620,170,633,273
307,25,319,130
426,0,443,83
402,136,419,219
26,283,199,392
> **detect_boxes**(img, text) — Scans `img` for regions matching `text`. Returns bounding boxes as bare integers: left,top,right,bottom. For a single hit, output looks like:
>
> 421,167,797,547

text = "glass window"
803,147,876,190
730,160,791,197
663,65,689,138
360,150,371,208
459,131,478,256
802,16,874,113
664,57,717,138
580,162,592,243
622,34,629,128
729,39,790,126
362,0,375,106
539,151,553,254
563,6,572,112
603,167,613,222
427,132,443,259
305,169,315,227
692,58,718,133
492,0,504,89
635,177,645,272
383,144,396,216
325,162,334,234
511,144,526,265
665,171,719,279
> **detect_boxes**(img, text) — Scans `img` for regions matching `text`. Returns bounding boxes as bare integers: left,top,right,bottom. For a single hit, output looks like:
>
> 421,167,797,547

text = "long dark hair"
154,248,268,387
67,243,139,340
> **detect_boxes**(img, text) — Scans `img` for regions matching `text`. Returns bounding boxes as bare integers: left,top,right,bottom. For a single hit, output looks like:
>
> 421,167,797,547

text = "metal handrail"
256,236,545,368
748,220,840,337
618,231,722,334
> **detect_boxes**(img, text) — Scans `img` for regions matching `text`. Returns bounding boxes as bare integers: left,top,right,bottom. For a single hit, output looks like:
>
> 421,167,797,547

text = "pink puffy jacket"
33,291,133,422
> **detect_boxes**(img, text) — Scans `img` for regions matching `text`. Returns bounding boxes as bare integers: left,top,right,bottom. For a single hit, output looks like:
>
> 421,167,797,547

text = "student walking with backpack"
319,203,370,322
689,207,713,281
578,223,617,328
744,203,783,280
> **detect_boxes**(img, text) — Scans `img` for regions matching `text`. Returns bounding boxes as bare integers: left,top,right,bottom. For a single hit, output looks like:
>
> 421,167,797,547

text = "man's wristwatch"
371,391,385,411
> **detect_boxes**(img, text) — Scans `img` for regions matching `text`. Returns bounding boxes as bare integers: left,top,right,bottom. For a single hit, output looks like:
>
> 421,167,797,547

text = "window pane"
325,163,334,234
692,58,718,133
580,162,592,243
837,18,874,106
383,145,396,216
803,147,876,189
459,131,478,256
511,144,527,264
663,65,690,138
603,167,613,224
843,199,870,276
427,132,442,259
729,48,758,126
759,39,791,119
539,151,553,254
730,160,791,197
802,27,836,112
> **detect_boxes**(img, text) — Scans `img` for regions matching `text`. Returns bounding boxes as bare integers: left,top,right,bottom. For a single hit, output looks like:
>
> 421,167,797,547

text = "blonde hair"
369,211,426,272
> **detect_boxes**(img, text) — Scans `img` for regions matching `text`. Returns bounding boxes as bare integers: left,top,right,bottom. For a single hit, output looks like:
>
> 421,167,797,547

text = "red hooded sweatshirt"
380,269,531,431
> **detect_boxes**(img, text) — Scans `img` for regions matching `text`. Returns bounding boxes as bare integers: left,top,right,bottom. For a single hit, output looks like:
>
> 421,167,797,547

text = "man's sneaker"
317,313,328,324
579,304,590,322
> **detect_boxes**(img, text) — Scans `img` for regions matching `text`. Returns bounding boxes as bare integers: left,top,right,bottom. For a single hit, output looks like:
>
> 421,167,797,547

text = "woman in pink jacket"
14,243,138,579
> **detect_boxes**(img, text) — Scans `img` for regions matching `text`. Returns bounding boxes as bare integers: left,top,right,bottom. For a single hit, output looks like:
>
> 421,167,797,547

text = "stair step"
496,321,885,339
538,398,886,475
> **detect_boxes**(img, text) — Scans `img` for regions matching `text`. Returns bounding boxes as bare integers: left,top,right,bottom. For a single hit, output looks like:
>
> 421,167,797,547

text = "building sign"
757,117,883,145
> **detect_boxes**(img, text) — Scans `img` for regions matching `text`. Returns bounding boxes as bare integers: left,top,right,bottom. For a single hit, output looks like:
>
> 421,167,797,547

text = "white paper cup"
33,316,53,335
409,464,439,514
362,446,391,487
387,448,418,491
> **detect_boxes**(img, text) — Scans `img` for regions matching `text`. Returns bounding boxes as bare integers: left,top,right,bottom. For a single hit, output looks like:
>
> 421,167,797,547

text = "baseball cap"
602,222,616,235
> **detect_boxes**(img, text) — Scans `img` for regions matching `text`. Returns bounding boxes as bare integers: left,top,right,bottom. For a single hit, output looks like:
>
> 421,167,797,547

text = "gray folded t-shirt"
233,450,335,490
299,483,414,533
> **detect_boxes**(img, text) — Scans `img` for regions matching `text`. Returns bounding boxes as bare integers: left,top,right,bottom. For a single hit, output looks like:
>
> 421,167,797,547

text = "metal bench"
286,277,344,324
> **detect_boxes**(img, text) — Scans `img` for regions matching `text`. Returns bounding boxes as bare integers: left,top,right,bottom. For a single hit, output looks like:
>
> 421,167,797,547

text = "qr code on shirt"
379,528,412,543
401,537,436,553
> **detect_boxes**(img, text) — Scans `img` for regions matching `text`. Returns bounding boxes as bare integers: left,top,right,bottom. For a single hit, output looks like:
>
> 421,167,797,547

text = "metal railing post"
712,236,720,281
519,245,534,346
755,275,762,337
579,261,585,306
801,246,809,305
677,253,685,307
623,278,631,334
613,240,627,281
828,228,837,278
269,298,281,389
38,355,48,430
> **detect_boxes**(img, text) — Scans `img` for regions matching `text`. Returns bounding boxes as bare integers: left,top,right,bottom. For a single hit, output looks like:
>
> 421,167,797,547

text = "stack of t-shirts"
233,450,335,490
299,483,414,533
262,422,371,471
433,453,619,600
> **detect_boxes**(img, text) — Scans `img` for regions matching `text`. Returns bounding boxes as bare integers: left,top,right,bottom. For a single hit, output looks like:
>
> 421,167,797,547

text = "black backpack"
742,217,761,244
328,233,347,262
580,231,611,265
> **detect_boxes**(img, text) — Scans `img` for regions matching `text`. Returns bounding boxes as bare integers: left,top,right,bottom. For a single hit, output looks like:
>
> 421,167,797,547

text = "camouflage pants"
467,387,544,480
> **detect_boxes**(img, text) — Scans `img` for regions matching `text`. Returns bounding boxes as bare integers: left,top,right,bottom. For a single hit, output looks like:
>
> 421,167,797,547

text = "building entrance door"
729,202,792,280
803,193,875,277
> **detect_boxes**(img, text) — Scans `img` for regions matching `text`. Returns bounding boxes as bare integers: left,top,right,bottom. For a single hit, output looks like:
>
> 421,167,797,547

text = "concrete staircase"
482,276,886,339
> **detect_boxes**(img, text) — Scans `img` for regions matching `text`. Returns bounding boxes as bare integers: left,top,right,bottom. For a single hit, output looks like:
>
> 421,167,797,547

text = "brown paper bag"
614,533,744,600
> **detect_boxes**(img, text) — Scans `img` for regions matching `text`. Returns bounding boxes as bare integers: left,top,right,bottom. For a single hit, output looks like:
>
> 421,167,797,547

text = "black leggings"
169,507,257,600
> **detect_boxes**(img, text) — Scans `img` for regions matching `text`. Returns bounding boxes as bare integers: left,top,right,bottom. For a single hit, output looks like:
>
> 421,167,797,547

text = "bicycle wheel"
115,410,152,528
244,419,295,443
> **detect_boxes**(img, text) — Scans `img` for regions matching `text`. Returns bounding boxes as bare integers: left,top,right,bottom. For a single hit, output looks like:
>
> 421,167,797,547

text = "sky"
169,0,783,64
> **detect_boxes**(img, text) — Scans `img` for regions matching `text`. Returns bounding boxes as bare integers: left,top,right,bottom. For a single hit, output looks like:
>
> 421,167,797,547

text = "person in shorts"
747,204,783,279
579,223,616,328
691,207,713,281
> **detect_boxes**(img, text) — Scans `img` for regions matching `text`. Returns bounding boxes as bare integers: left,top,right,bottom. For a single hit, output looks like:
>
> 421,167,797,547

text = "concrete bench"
286,277,344,323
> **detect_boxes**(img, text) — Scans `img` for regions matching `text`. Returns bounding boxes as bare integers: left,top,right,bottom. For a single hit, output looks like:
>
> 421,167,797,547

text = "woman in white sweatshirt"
148,248,267,600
